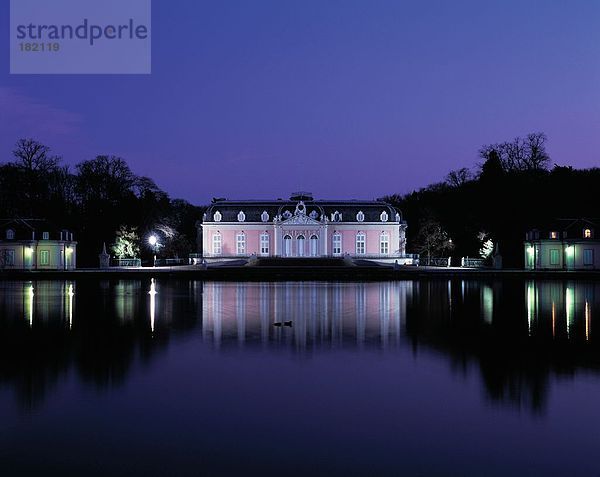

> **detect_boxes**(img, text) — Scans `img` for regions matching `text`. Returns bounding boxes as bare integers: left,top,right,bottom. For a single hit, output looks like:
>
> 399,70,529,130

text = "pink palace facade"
199,192,413,264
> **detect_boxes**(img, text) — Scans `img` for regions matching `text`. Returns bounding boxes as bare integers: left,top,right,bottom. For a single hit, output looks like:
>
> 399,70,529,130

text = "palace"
199,192,413,264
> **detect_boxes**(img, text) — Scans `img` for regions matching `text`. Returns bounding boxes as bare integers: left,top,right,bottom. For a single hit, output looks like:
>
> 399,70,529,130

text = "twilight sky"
1,0,599,205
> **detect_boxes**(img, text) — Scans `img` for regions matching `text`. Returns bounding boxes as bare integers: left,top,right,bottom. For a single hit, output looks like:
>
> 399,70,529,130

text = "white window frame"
310,235,319,257
214,211,222,222
549,248,560,265
261,211,269,222
356,233,366,255
260,233,270,256
332,233,342,256
40,250,50,266
297,235,305,257
237,211,246,222
356,211,364,222
5,249,15,266
380,211,388,222
212,233,222,255
583,249,594,266
236,232,246,255
42,231,49,240
380,233,389,255
283,235,292,257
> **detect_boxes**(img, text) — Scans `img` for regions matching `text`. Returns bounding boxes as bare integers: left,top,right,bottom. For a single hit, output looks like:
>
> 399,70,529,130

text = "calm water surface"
1,279,600,476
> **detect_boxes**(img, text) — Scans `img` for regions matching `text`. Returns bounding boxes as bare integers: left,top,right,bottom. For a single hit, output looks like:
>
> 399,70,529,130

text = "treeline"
386,132,600,267
0,139,202,266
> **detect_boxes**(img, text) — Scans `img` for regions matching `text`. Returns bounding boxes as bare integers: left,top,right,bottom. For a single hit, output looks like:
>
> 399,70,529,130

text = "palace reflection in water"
1,279,600,414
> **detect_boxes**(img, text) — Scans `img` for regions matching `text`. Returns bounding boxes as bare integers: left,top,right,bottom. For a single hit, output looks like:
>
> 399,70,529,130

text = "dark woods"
0,139,202,266
385,132,600,267
2,133,598,268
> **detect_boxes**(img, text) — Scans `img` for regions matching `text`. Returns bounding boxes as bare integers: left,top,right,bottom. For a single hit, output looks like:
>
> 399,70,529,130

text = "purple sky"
1,0,599,204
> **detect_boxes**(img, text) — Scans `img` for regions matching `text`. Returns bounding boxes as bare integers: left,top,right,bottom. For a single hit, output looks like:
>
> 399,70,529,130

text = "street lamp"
148,235,158,267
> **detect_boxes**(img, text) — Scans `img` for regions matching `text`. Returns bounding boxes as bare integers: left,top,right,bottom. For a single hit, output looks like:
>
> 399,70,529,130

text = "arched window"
5,229,14,240
395,212,401,222
380,211,388,222
310,235,318,257
283,210,292,219
261,211,269,222
260,233,270,255
356,232,366,255
283,235,292,257
584,228,593,238
332,211,341,222
297,235,305,257
356,211,364,222
237,211,246,222
214,211,222,222
212,233,222,255
309,210,319,219
380,232,389,255
236,232,246,255
332,233,342,256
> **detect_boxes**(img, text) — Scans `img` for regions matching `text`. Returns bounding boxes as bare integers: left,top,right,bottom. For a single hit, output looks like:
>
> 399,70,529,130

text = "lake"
1,278,599,476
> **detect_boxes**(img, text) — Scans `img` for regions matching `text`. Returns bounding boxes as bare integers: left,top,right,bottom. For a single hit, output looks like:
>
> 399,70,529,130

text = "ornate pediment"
280,201,322,225
281,214,321,225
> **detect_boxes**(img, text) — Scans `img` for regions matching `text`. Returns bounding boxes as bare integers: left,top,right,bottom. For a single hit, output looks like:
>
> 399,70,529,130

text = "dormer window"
6,229,14,240
309,210,318,219
42,231,49,240
261,211,269,222
584,228,593,239
395,212,401,222
550,231,558,239
380,211,389,222
332,211,341,222
283,210,292,219
237,211,246,222
214,211,222,222
356,211,365,222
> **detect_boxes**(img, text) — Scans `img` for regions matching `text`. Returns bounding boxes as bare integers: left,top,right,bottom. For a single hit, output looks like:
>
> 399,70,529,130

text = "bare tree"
414,218,454,259
12,138,59,173
445,167,472,187
478,132,550,173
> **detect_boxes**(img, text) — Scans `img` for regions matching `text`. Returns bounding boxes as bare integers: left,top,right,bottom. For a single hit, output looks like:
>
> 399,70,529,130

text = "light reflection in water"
25,283,34,327
66,283,74,329
202,282,410,350
148,278,157,332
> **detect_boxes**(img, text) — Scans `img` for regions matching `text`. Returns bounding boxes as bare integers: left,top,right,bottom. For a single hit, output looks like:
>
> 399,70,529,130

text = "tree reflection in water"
0,278,599,414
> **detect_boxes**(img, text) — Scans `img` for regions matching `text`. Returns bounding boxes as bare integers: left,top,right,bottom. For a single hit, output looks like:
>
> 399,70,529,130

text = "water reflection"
1,279,600,415
201,282,409,350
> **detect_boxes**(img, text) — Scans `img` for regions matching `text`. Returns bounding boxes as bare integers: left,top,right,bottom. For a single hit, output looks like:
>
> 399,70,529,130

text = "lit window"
42,231,49,240
40,250,50,266
356,232,366,255
236,233,246,255
212,233,222,255
550,231,558,239
260,233,270,255
356,211,364,222
332,233,342,256
6,229,14,240
380,233,389,255
583,249,594,265
549,249,560,265
380,211,388,222
237,211,246,222
214,211,222,222
584,228,592,239
261,211,269,222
